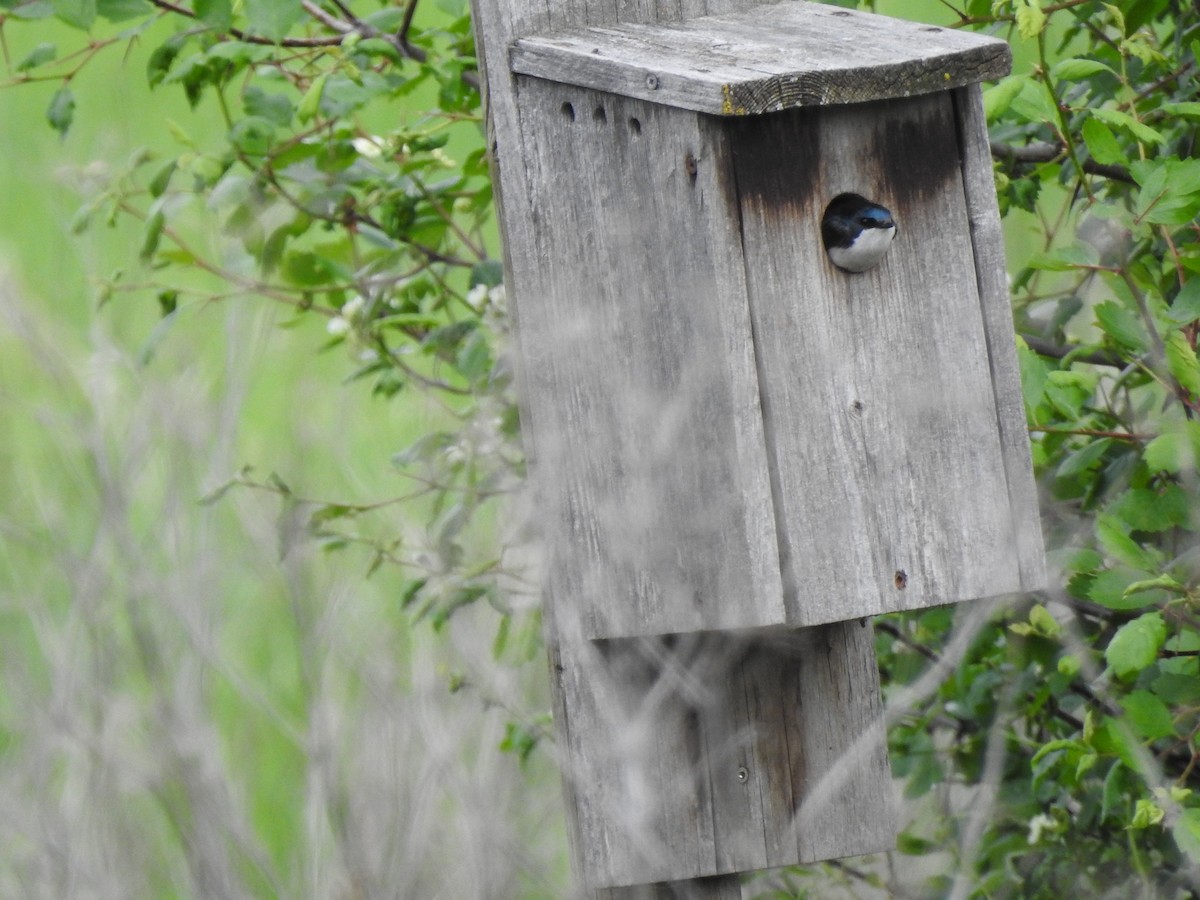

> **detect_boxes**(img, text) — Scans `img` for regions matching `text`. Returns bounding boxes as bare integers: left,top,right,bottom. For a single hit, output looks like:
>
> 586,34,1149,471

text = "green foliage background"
0,0,1197,896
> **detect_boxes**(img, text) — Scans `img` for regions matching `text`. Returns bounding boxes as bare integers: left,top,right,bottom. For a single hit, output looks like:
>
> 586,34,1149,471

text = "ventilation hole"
629,117,642,136
593,106,607,124
561,101,575,122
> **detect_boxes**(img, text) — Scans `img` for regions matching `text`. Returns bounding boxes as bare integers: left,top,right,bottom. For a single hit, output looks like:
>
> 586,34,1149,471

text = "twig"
991,141,1136,185
1028,425,1154,442
1019,333,1124,368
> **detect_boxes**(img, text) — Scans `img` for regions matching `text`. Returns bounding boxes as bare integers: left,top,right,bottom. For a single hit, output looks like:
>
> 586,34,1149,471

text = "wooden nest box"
471,0,1046,892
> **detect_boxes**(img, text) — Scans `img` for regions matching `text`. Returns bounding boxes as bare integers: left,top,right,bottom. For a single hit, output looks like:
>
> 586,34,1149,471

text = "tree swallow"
821,193,897,273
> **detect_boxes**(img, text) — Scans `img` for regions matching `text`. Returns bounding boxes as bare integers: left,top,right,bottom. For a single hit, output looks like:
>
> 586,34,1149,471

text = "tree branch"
144,0,479,91
991,141,1136,185
1020,333,1125,368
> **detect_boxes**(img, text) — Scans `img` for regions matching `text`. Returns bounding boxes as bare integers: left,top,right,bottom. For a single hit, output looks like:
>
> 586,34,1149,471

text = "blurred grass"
0,14,566,900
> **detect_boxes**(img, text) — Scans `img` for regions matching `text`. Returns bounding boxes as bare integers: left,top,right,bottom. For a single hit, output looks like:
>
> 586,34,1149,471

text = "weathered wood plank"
510,1,1011,116
953,83,1047,591
730,91,1027,626
552,625,892,887
513,81,786,640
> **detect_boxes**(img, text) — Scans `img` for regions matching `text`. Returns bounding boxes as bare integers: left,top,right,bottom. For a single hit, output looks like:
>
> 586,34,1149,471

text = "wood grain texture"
953,84,1047,592
552,623,892,887
510,1,1011,116
512,81,786,640
729,91,1027,625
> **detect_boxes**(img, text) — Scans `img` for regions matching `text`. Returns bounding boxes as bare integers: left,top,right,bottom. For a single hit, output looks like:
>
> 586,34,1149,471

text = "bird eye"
858,217,873,226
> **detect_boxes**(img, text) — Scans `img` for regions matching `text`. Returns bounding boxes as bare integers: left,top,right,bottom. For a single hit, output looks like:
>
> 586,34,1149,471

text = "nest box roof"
508,1,1012,116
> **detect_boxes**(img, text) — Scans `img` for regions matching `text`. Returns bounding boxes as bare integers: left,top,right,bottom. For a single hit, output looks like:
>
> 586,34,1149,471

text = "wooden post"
468,1,1044,894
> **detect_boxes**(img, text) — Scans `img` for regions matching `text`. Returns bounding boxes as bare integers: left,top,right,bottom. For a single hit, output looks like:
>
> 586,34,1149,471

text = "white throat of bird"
829,224,896,273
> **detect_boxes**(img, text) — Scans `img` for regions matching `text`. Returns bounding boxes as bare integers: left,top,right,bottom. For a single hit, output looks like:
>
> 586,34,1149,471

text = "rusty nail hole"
561,101,575,121
593,105,607,124
684,152,698,182
645,73,660,90
894,570,908,590
736,766,749,783
629,117,642,135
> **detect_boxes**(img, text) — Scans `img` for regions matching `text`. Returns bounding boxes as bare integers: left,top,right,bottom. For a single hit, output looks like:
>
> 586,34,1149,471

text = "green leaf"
1168,280,1200,325
1042,369,1095,420
245,0,303,41
194,0,232,30
1056,438,1112,478
1081,118,1128,167
156,289,178,317
1162,101,1200,119
243,87,293,126
1105,612,1167,679
362,6,406,29
1091,107,1165,146
16,42,57,71
1166,331,1200,398
140,208,165,262
1131,798,1165,829
96,0,148,20
1029,242,1099,272
1151,672,1200,704
1031,604,1062,638
282,249,345,286
1031,738,1086,766
148,159,176,198
53,0,95,29
146,35,187,88
470,259,504,289
1015,0,1046,38
1110,487,1191,533
296,72,327,124
3,0,56,18
1143,425,1200,474
1121,690,1176,740
1097,514,1158,570
455,328,492,384
1094,301,1147,353
45,87,75,137
1132,159,1200,224
1009,77,1059,125
1052,57,1116,81
1086,567,1166,611
229,116,276,155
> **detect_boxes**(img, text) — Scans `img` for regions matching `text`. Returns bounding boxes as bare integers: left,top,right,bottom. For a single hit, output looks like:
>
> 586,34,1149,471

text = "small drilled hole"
593,106,607,124
561,101,575,121
629,117,642,135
